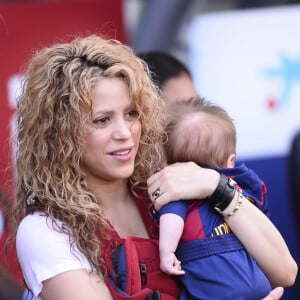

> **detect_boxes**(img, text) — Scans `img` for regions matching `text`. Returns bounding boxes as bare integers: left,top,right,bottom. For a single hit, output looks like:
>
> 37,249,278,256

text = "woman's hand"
262,287,284,300
148,162,298,288
147,162,220,210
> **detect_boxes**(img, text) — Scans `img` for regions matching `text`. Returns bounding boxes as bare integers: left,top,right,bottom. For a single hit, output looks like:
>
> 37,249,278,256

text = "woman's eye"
128,110,139,118
94,117,109,125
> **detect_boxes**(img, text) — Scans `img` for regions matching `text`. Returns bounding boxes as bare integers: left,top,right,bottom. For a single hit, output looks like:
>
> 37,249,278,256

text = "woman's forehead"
92,77,132,111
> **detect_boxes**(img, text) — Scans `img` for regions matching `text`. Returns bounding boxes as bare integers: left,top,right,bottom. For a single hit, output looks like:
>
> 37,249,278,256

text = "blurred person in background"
0,189,25,300
138,51,198,104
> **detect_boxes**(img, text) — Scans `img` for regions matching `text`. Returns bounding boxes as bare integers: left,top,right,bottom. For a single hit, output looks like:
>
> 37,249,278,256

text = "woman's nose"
113,119,131,139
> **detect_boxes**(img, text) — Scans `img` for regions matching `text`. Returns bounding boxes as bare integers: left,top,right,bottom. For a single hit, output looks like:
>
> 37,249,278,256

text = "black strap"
147,291,162,300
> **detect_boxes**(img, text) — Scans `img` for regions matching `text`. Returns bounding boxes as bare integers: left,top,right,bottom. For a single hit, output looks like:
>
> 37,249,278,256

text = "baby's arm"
159,213,185,275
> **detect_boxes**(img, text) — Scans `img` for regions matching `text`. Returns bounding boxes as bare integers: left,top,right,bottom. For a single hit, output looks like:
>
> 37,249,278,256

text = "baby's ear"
226,153,236,168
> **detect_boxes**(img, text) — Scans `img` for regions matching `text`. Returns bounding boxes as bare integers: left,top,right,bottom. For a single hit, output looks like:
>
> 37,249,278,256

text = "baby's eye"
127,109,139,118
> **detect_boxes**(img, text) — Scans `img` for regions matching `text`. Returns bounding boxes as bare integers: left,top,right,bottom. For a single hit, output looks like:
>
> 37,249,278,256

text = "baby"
159,96,271,299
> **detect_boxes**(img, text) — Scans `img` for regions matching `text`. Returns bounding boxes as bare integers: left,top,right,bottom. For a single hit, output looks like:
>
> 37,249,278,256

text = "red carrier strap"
104,236,180,300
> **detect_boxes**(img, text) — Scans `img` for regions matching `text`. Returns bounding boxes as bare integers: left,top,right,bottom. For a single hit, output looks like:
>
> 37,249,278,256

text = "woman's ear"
226,153,236,168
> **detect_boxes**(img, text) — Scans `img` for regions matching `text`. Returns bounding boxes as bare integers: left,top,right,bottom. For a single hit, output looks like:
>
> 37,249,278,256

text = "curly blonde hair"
12,35,166,273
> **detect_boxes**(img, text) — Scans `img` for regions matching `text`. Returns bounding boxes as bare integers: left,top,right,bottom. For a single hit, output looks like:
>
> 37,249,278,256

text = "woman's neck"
86,178,149,238
86,177,130,209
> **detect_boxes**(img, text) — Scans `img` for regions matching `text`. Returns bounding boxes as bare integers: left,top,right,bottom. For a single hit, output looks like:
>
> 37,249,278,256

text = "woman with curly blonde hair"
12,35,296,300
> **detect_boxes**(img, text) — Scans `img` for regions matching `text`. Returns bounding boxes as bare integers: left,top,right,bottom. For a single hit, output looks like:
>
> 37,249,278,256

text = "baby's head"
165,97,236,169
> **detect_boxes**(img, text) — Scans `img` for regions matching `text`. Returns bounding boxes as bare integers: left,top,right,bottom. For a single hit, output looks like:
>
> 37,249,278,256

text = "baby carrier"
103,236,180,300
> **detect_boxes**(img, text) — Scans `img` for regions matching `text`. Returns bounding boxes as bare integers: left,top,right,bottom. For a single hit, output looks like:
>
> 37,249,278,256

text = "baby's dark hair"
165,97,236,168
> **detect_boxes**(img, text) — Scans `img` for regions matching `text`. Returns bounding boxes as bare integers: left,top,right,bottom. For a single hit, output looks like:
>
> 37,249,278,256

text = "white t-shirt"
16,212,94,299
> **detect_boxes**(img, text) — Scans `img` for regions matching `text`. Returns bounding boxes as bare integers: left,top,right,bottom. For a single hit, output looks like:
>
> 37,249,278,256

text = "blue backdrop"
241,155,300,299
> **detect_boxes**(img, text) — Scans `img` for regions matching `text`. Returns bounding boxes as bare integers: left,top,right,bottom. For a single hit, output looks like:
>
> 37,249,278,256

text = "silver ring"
152,187,163,200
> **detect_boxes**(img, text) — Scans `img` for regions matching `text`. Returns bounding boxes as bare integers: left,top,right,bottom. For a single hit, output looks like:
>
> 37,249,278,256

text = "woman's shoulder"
16,212,89,260
17,212,63,243
16,212,94,298
16,212,68,264
18,211,55,228
16,212,93,270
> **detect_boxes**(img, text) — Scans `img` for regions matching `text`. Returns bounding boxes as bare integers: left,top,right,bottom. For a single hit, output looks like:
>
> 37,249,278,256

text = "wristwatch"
208,174,237,213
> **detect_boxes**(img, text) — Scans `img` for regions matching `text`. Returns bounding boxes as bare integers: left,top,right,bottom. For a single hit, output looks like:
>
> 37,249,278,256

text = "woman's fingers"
147,162,220,210
261,287,284,300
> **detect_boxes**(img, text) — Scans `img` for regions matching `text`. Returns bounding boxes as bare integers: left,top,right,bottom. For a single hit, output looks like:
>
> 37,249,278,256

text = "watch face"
228,177,237,189
0,209,4,239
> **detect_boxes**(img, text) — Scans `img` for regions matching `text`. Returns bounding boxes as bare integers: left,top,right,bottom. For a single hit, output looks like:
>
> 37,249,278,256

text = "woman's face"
81,77,141,183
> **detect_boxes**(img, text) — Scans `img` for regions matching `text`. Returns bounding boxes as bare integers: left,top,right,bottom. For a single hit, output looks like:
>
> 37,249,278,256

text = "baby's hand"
160,253,185,276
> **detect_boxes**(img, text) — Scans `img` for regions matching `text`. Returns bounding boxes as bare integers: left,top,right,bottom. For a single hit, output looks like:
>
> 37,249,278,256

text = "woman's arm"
16,213,113,299
41,270,113,300
222,192,297,288
147,162,298,288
